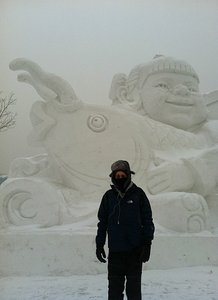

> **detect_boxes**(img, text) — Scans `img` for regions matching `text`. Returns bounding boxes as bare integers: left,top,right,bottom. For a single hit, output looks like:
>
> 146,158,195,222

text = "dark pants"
108,248,143,300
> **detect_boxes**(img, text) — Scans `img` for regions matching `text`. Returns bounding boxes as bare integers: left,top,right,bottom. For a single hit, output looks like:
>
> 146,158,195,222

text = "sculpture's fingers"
146,169,169,190
17,73,57,102
147,177,170,194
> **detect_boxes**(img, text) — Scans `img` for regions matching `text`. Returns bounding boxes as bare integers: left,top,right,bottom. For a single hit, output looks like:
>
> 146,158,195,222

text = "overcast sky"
0,0,218,173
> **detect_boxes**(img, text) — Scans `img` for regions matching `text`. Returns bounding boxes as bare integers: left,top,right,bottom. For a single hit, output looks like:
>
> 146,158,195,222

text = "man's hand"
140,241,152,262
96,246,107,263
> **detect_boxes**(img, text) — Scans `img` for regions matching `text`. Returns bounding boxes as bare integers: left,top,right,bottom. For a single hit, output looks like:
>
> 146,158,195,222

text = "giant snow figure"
0,56,217,233
109,55,218,232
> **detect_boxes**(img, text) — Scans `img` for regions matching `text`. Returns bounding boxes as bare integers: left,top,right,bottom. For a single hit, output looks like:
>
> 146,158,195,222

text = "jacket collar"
111,181,135,198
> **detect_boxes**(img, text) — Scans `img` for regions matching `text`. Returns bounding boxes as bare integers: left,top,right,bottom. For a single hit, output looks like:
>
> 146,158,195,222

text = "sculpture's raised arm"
9,58,79,105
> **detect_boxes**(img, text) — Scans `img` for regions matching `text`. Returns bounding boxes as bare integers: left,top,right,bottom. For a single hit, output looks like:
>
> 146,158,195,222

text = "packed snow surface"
0,266,217,300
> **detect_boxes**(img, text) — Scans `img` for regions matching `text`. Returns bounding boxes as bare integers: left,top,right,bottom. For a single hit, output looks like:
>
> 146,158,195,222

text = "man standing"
96,160,155,300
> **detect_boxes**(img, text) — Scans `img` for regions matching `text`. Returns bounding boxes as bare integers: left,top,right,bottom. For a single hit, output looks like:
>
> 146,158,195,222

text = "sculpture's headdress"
131,55,199,90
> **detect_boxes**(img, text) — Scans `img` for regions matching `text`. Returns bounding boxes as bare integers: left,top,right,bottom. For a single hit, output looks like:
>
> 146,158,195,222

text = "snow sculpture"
110,55,218,233
0,56,217,233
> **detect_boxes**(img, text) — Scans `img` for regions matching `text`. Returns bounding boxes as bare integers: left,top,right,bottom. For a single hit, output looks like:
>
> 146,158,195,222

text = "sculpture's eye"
155,83,169,90
87,114,108,132
187,87,197,93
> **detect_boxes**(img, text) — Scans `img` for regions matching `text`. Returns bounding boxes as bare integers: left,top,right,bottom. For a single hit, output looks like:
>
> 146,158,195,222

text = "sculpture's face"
140,72,208,130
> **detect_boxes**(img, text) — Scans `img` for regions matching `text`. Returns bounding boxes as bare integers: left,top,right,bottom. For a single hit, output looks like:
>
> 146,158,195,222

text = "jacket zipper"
117,197,121,224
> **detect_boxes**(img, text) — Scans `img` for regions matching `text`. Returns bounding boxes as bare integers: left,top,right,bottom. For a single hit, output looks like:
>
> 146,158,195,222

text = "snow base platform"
0,227,218,276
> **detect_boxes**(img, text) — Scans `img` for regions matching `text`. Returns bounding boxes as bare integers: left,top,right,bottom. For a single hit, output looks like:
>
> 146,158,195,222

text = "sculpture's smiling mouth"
165,100,194,107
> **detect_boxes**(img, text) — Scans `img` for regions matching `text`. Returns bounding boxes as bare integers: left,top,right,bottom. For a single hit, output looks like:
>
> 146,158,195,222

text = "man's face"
140,72,208,130
114,171,128,179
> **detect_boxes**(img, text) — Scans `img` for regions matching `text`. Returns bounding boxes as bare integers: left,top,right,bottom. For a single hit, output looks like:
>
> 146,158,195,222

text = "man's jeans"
108,248,143,300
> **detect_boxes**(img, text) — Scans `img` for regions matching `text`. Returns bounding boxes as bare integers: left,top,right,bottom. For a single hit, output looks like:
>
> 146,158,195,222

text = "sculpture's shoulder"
203,90,218,120
142,116,205,150
200,120,218,143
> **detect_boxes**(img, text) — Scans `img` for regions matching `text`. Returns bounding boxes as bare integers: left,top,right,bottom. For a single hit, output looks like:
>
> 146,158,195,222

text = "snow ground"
0,266,218,300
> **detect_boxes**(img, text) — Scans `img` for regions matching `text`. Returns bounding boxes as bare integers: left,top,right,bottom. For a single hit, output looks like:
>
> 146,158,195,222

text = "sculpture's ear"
109,73,142,112
203,90,218,120
116,85,128,104
109,73,129,104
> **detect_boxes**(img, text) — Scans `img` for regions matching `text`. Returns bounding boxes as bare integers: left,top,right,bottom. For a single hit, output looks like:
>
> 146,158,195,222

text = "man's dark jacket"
96,183,155,252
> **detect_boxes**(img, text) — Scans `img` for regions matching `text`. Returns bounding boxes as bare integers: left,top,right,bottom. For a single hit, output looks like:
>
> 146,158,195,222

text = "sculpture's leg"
150,192,209,233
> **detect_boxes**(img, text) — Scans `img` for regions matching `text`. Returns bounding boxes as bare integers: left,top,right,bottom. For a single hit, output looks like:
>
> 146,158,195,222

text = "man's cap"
109,160,135,177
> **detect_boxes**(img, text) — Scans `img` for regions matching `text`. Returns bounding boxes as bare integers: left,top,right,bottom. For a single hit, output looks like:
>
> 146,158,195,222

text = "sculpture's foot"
150,192,209,233
206,193,218,233
0,178,64,228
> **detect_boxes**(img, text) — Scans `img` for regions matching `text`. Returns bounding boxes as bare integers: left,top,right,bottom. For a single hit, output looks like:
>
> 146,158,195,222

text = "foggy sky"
0,0,218,173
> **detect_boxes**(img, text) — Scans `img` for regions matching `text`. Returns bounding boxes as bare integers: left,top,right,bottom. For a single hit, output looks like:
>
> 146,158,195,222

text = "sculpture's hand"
146,162,194,194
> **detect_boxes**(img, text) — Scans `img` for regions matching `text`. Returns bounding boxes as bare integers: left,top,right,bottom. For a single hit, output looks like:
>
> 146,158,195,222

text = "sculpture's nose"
173,84,189,96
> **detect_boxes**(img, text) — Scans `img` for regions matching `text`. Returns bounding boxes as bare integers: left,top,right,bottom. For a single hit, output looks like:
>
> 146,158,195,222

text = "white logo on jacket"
127,200,133,204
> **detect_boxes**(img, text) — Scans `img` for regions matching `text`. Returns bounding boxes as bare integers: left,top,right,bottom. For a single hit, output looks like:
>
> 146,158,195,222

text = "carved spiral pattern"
4,191,37,225
182,193,208,232
187,214,206,233
0,178,62,228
